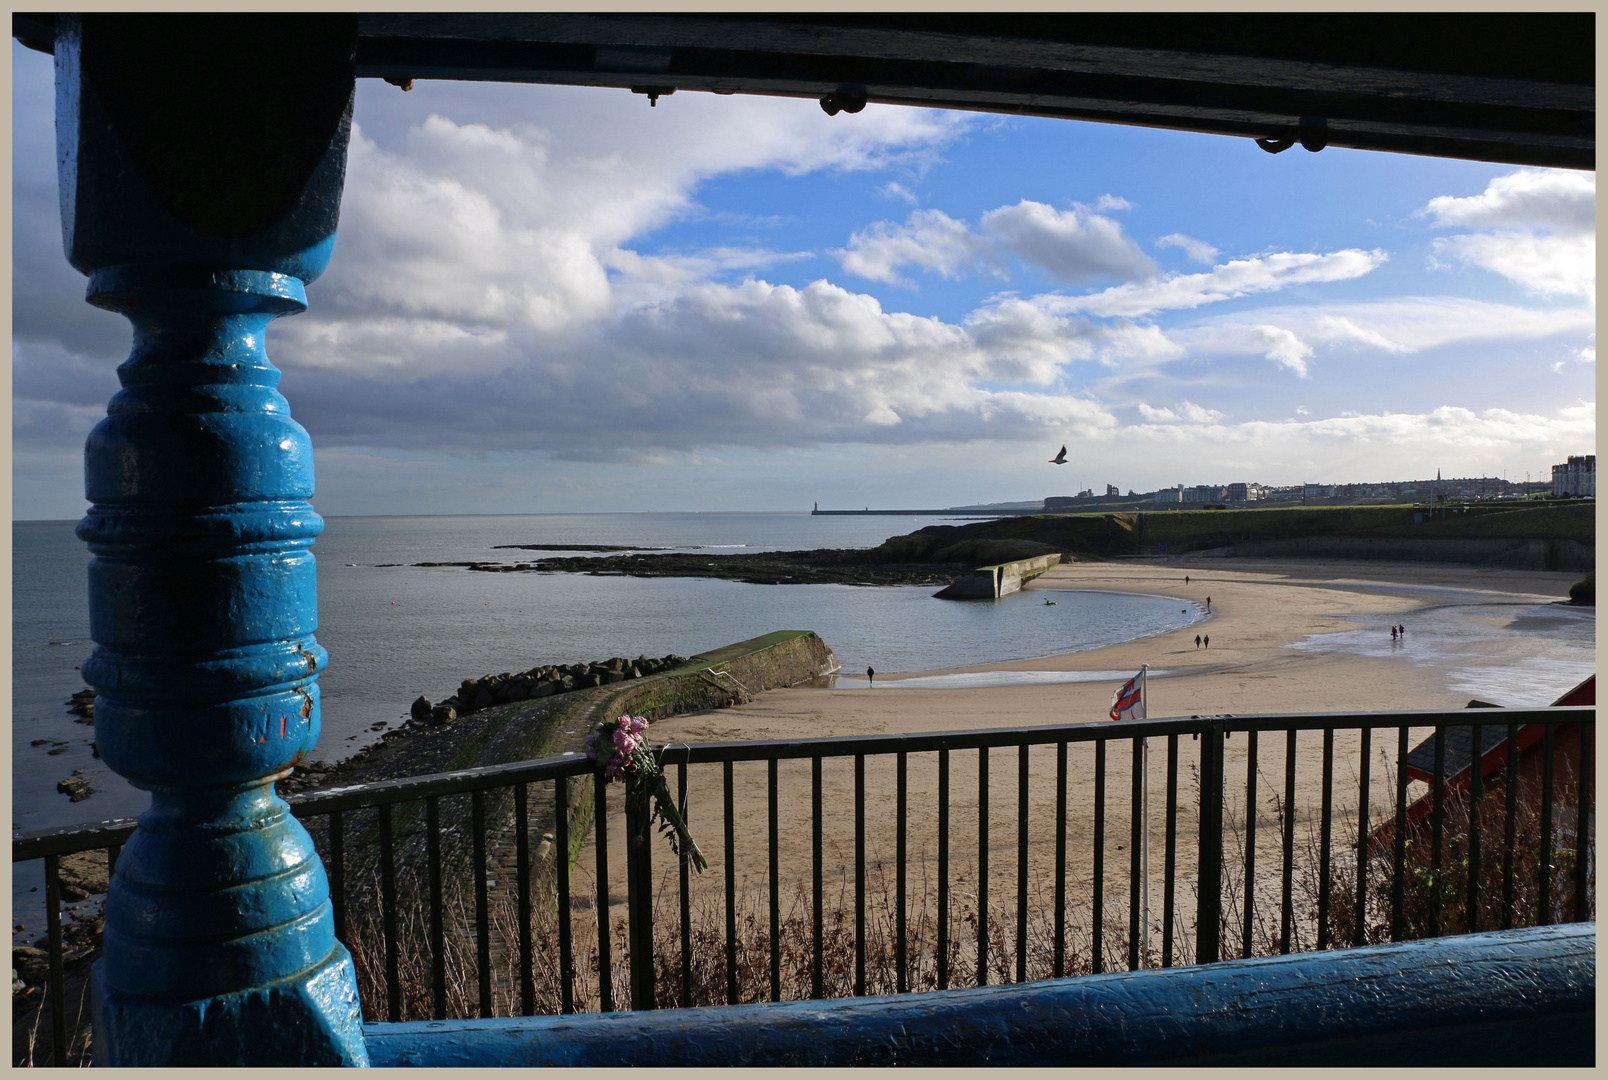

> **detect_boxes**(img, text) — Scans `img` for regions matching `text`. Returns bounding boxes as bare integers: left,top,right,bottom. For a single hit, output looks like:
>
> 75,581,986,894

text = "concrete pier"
934,555,1061,599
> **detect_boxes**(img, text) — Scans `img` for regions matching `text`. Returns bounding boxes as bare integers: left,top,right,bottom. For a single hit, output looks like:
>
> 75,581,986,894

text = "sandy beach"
578,557,1592,966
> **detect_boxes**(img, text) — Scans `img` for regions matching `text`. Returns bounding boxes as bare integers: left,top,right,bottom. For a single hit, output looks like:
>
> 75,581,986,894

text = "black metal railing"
12,706,1594,1064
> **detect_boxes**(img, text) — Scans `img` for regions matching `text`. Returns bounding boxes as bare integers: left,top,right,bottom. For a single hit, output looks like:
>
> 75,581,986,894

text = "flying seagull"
1049,445,1067,464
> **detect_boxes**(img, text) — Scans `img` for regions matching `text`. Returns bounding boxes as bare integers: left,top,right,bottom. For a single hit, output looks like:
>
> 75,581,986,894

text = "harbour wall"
333,632,841,912
1222,536,1593,572
934,554,1062,599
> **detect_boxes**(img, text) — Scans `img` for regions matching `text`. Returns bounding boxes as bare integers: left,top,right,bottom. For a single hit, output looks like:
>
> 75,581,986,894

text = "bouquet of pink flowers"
585,715,708,872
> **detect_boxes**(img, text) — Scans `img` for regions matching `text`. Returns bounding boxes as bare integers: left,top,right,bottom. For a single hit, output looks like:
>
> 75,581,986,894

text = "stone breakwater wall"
325,632,839,923
934,553,1061,599
1224,536,1593,573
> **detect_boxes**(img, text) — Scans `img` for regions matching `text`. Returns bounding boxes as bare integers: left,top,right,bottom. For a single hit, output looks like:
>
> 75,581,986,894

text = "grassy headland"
870,501,1594,563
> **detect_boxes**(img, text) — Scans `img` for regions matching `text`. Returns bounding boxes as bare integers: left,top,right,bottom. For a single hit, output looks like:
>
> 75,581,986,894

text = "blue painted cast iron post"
55,15,369,1065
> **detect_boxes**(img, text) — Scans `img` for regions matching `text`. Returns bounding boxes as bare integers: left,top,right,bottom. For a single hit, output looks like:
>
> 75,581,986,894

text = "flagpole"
1140,663,1150,959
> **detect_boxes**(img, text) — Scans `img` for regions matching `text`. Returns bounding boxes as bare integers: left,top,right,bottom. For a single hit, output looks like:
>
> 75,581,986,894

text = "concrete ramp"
934,554,1061,599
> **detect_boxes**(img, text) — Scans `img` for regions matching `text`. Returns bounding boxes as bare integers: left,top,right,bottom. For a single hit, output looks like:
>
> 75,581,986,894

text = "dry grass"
341,849,1171,1022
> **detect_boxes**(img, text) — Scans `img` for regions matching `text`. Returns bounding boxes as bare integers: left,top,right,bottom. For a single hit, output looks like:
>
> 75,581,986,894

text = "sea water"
14,513,1201,834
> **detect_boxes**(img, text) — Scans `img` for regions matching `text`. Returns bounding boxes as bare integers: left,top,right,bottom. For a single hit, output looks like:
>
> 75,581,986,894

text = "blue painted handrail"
364,924,1594,1067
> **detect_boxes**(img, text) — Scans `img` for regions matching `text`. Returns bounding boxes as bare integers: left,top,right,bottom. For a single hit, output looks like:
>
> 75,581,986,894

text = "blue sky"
12,42,1595,518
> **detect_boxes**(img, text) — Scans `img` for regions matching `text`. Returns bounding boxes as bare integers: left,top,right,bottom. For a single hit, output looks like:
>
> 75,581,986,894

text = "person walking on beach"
1203,634,1210,649
1391,625,1398,641
866,666,875,687
1194,633,1202,649
1185,575,1190,584
1205,596,1211,612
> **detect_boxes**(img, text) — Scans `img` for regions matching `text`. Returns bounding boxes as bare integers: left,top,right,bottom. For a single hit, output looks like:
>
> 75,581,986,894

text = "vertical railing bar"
427,795,446,1020
1018,743,1030,983
329,810,346,945
1466,724,1483,935
1501,722,1518,931
1391,727,1408,942
724,759,738,1006
855,753,866,997
1429,726,1445,939
1280,729,1296,954
472,788,492,1017
1356,727,1371,948
1197,723,1224,966
679,762,693,1009
516,782,534,1017
594,771,613,1014
1317,727,1335,949
1539,722,1555,926
938,749,950,992
556,775,573,1015
625,800,654,1013
1093,738,1106,975
1571,721,1591,924
768,758,780,1003
379,803,400,1022
896,751,908,994
977,745,989,987
44,853,66,1065
1241,729,1258,959
1054,741,1067,979
1162,734,1178,968
639,796,655,1012
812,755,823,1001
1128,736,1142,971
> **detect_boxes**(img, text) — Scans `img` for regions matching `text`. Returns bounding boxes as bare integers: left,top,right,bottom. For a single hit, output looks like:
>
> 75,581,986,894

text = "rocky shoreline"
389,547,972,587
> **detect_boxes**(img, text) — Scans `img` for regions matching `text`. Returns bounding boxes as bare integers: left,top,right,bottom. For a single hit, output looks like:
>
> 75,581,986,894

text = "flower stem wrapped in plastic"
585,715,708,872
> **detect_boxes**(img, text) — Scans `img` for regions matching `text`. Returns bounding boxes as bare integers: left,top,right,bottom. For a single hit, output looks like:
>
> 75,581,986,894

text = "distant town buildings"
1043,470,1572,511
1552,455,1596,498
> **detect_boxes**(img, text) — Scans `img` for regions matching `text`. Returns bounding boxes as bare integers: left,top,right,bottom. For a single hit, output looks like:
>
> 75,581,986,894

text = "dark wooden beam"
15,13,1594,169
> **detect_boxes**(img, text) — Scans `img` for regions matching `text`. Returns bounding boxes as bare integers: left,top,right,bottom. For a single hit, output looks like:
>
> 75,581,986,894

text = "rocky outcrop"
55,771,93,803
1569,571,1594,605
442,653,693,718
393,550,967,586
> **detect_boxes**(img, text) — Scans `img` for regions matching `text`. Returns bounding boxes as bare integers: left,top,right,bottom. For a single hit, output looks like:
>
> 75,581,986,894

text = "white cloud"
1155,233,1219,264
1118,402,1597,475
1431,231,1594,297
1179,297,1595,358
1421,168,1594,232
1312,315,1413,354
1089,194,1134,213
1038,249,1388,319
877,181,920,204
1420,169,1595,297
277,276,1123,458
1137,400,1223,424
836,199,1155,287
1254,325,1314,377
261,87,973,379
979,201,1156,282
835,209,983,286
